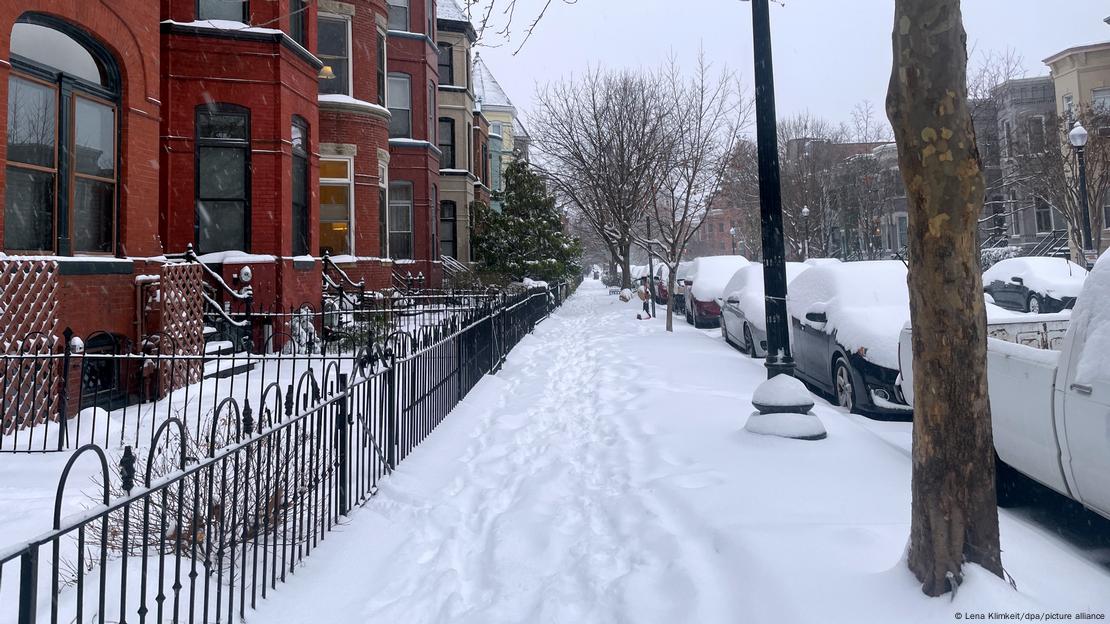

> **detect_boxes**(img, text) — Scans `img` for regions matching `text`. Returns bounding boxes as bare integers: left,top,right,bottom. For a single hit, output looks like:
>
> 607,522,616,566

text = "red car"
684,256,750,328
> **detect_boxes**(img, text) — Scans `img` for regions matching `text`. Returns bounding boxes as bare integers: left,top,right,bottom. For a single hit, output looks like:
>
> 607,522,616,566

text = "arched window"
291,116,310,256
5,15,120,254
195,103,250,253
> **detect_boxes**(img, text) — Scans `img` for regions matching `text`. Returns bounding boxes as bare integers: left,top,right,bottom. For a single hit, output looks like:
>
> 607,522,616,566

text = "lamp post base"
746,375,826,441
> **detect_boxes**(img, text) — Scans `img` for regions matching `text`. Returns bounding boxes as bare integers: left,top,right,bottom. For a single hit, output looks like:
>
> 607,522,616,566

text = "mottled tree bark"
886,0,1004,596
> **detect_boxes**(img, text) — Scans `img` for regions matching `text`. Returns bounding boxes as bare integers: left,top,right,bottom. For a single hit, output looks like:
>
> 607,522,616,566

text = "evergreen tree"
473,161,582,281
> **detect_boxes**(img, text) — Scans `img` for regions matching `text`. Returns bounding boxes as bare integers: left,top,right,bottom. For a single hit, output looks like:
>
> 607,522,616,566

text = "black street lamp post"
749,0,794,378
1069,121,1095,265
801,205,810,260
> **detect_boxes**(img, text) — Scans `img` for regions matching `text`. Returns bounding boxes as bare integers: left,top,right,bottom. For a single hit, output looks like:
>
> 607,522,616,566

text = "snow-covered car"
684,256,750,328
721,262,810,357
652,264,670,305
787,260,912,417
802,258,842,267
982,256,1088,314
663,261,695,312
898,251,1110,520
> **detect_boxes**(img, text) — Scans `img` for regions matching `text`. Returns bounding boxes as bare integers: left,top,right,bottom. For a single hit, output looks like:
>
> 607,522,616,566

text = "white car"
899,251,1110,519
720,262,810,357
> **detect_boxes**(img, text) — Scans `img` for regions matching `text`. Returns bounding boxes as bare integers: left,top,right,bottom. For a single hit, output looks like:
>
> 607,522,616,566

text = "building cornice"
161,20,324,70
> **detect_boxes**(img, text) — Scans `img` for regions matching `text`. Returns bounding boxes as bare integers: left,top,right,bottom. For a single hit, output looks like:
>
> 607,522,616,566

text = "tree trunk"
607,246,619,282
619,241,633,289
886,0,1004,597
666,271,676,332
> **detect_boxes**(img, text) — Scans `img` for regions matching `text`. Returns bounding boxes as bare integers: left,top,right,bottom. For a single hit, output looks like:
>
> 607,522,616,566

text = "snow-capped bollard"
745,374,827,441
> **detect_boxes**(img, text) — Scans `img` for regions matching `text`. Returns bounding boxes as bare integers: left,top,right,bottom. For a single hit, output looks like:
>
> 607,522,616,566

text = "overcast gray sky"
473,0,1110,129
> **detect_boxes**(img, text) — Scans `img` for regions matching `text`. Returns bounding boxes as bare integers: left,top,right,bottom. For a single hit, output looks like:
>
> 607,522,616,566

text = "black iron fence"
1,282,577,455
0,280,577,623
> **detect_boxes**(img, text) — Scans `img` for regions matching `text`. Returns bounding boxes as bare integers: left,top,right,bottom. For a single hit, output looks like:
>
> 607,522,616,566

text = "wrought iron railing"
0,283,567,623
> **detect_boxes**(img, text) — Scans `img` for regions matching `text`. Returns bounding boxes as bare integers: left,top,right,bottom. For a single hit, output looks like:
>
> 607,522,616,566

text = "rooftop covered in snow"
473,56,515,113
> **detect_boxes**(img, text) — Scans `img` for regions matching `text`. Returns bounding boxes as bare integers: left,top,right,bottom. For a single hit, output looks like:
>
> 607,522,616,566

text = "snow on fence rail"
0,282,570,624
0,282,577,454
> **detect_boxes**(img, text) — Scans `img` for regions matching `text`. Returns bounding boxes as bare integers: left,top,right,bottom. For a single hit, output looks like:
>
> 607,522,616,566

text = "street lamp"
1069,121,1095,264
729,226,738,255
801,205,811,260
746,0,794,379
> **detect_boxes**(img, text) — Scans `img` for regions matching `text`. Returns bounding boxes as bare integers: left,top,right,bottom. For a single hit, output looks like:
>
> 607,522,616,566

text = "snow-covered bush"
980,246,1021,270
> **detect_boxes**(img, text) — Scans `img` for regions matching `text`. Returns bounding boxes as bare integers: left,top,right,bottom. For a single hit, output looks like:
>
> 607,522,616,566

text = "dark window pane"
377,33,386,107
198,146,246,199
197,200,247,252
440,201,456,219
290,0,306,45
390,233,412,259
379,187,388,256
74,98,115,178
7,76,56,168
291,120,307,153
318,17,349,96
198,0,246,21
439,119,455,168
72,178,113,252
198,111,248,140
292,154,308,256
389,112,411,138
438,44,453,85
3,166,54,250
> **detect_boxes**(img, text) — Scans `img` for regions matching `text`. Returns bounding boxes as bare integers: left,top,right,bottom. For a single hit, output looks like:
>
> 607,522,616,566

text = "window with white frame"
1063,95,1075,122
318,14,351,96
1009,192,1023,236
388,73,411,137
387,0,409,31
389,181,413,259
1093,88,1110,111
320,158,353,255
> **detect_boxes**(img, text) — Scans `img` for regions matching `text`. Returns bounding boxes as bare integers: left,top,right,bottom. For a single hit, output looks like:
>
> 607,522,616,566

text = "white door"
1060,313,1110,517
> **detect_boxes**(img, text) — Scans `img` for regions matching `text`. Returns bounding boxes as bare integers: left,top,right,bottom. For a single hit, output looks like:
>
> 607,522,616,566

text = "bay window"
318,15,351,96
388,181,413,259
438,43,454,86
387,0,409,31
440,200,457,259
196,105,250,253
388,73,411,138
320,158,353,256
198,0,247,22
439,118,455,168
4,17,119,255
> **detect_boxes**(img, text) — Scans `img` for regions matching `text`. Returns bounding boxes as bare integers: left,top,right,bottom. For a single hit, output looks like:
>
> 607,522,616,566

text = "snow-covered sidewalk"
249,278,1110,624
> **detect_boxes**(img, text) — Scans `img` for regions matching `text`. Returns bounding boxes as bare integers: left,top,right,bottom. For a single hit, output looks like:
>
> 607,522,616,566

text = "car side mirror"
727,297,740,305
805,311,828,324
1011,276,1024,286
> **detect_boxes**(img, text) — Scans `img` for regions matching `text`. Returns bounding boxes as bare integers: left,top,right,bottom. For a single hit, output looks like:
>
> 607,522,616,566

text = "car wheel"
743,324,756,357
834,358,856,412
1027,294,1042,314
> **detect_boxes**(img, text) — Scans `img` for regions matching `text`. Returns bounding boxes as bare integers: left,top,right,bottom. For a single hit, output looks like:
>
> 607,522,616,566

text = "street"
248,279,1110,624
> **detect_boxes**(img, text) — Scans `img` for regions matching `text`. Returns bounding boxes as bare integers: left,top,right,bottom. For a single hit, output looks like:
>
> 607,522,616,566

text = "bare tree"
887,0,1004,596
637,54,750,331
1012,107,1110,256
532,69,674,289
851,100,894,143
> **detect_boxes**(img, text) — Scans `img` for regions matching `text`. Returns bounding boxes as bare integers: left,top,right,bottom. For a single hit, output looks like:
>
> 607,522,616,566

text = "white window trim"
387,72,412,138
320,155,355,255
386,0,411,33
319,12,354,98
378,155,390,257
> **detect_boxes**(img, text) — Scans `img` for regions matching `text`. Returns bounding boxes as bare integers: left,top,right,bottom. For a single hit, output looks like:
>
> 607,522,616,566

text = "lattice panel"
1,259,62,433
158,263,205,394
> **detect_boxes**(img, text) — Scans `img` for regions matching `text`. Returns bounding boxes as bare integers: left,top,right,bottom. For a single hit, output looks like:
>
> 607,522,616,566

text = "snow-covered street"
248,278,1110,624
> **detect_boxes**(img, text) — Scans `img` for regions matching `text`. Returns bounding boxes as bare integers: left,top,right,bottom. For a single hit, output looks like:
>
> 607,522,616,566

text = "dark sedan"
982,257,1087,314
788,261,914,419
